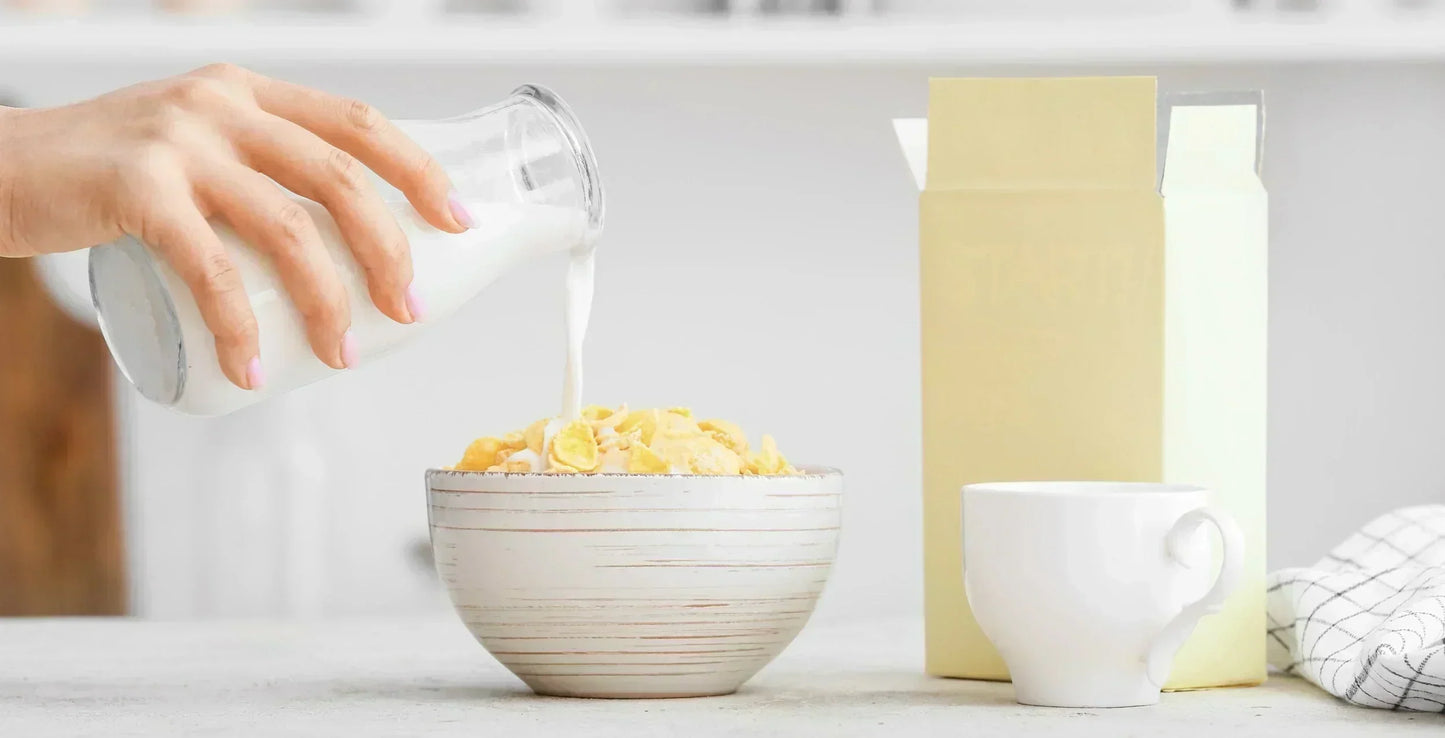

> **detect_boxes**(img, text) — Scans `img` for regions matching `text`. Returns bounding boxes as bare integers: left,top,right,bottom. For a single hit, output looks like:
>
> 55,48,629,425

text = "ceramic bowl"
425,467,843,698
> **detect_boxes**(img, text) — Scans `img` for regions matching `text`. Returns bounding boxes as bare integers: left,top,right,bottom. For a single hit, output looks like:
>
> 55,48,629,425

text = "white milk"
95,198,590,416
560,246,595,420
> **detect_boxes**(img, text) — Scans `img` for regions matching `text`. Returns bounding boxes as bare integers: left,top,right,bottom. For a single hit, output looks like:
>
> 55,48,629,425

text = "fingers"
231,112,418,325
195,163,353,371
137,201,262,392
245,74,470,234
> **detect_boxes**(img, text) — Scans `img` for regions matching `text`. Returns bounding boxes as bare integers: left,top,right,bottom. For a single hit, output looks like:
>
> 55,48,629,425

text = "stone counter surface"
0,617,1436,736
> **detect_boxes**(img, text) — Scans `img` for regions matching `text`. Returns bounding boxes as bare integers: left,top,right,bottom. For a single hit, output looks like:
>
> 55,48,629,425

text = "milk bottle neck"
394,85,604,247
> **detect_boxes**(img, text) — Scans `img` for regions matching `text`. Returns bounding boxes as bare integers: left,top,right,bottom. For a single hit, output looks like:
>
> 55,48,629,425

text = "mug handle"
1144,505,1245,688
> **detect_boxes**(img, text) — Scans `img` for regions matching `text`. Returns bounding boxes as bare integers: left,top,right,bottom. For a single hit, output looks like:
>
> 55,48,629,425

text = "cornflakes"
550,419,600,472
452,406,800,476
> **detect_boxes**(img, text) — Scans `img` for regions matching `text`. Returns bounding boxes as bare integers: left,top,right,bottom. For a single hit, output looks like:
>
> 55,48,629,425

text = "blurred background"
2,0,1444,624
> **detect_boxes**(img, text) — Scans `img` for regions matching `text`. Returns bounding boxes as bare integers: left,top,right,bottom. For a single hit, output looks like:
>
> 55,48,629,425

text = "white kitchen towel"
1267,505,1445,712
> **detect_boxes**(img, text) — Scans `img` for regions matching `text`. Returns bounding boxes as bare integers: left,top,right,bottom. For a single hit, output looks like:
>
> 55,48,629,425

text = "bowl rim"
425,464,843,480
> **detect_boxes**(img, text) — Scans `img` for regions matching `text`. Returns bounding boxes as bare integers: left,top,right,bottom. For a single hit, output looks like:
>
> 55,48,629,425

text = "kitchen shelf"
3,13,1445,65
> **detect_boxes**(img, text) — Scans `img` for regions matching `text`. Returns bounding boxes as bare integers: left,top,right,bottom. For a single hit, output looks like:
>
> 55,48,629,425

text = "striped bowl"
425,467,843,699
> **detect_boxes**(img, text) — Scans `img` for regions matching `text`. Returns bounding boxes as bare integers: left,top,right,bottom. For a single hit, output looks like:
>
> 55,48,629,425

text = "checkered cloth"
1267,505,1445,712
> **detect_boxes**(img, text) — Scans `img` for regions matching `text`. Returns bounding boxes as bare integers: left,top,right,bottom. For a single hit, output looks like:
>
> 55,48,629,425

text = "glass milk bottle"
90,85,603,416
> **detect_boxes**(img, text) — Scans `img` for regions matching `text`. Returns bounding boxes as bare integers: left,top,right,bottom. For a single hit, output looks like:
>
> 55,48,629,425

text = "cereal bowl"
425,467,842,699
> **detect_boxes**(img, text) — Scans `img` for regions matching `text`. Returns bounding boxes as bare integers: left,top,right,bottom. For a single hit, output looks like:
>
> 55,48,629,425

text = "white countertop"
0,617,1436,737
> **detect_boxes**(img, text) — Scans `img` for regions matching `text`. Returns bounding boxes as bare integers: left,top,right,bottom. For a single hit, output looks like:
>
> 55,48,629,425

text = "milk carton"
896,77,1267,690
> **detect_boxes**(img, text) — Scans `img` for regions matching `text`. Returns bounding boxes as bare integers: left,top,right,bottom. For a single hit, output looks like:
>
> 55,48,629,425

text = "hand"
0,64,472,390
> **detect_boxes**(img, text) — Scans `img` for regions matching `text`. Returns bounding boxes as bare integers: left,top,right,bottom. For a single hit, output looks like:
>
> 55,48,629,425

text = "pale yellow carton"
896,77,1267,689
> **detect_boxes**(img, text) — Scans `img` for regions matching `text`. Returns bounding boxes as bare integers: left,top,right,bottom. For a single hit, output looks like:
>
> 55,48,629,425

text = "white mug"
961,482,1244,708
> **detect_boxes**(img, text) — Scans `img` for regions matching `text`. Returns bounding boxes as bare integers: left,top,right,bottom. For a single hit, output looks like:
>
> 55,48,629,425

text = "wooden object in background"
0,256,126,615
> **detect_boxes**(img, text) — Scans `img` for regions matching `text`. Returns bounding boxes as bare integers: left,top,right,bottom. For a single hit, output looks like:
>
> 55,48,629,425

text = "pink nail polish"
246,357,265,391
341,331,359,369
405,283,427,323
447,191,475,230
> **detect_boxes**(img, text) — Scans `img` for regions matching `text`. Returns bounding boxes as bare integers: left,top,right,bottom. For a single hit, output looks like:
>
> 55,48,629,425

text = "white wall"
8,61,1445,621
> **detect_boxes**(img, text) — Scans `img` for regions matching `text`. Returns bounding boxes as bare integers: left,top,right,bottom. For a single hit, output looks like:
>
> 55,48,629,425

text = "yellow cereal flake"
586,404,629,431
616,409,662,445
501,432,526,450
627,441,671,474
657,410,703,440
645,428,692,469
616,429,643,451
581,405,614,421
689,440,744,475
667,407,693,418
524,418,550,455
456,437,504,471
498,459,534,473
698,418,749,457
598,427,630,453
746,434,793,476
549,419,600,472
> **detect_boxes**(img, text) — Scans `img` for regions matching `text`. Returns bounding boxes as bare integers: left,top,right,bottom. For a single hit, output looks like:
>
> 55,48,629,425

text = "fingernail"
246,357,265,391
447,191,475,230
341,331,359,369
405,283,427,323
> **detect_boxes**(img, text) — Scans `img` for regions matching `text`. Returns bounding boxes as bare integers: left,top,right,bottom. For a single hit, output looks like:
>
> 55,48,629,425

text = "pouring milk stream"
89,85,604,417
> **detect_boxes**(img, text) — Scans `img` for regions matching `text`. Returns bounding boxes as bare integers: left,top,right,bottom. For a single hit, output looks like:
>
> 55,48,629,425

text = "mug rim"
962,481,1206,497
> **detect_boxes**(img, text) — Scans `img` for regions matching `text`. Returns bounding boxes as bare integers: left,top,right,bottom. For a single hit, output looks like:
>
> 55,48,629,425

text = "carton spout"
1158,91,1265,192
893,118,927,191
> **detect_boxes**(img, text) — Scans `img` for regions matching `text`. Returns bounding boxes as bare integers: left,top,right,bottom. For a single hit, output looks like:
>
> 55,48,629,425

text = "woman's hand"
0,64,473,390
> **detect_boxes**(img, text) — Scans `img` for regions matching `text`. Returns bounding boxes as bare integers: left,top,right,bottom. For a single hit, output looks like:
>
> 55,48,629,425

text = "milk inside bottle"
89,85,604,416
